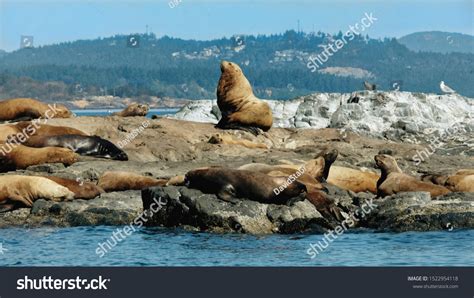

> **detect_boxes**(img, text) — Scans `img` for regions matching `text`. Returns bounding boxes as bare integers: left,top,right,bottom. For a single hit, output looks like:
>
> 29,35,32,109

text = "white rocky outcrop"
172,91,474,141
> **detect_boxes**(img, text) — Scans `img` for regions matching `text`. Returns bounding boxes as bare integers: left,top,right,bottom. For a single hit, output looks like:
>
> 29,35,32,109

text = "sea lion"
315,149,379,194
238,157,326,188
40,176,104,199
0,124,20,142
208,133,268,149
216,61,273,135
0,175,74,212
14,121,88,137
113,103,149,117
9,134,128,161
98,171,167,192
444,172,474,192
185,167,306,204
0,143,78,172
374,154,451,198
238,158,343,220
0,98,72,121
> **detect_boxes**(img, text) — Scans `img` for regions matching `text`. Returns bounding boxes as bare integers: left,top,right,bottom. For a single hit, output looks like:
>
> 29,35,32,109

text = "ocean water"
72,108,180,117
0,227,472,266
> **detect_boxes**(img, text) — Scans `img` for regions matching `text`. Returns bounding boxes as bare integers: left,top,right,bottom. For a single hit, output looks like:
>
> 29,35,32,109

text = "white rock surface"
171,91,474,140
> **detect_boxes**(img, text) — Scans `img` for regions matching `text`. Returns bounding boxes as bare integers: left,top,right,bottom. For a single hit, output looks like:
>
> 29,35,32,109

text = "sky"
0,0,472,51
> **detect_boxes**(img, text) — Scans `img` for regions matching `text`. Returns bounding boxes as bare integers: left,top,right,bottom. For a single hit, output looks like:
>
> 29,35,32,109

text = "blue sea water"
72,108,180,118
0,227,472,266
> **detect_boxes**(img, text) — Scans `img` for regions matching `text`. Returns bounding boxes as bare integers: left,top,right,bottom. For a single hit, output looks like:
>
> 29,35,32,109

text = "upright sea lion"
9,135,128,161
0,143,78,172
216,61,273,135
14,121,88,137
208,134,268,149
374,154,451,198
185,167,306,204
113,103,149,117
0,98,72,121
0,175,74,212
98,171,167,192
40,176,104,199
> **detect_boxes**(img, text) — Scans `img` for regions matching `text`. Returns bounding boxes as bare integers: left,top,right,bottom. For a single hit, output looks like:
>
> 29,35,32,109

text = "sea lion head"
54,104,73,118
217,60,253,103
123,103,150,117
208,134,224,144
93,137,128,161
374,154,402,173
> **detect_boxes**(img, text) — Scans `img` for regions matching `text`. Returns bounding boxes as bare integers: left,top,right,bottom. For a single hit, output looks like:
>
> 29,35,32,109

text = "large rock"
0,191,143,228
172,91,473,142
365,192,474,232
141,186,332,234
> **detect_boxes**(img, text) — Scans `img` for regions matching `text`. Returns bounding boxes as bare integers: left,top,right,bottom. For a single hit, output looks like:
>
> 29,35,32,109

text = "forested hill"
0,30,473,100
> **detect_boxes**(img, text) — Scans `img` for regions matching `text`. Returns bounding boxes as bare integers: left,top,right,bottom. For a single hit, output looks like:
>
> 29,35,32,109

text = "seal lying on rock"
98,171,167,192
185,167,306,204
9,135,128,160
422,169,473,192
113,103,149,117
0,175,74,212
375,154,451,198
0,98,72,121
14,121,88,137
0,143,78,172
208,134,268,149
238,158,344,220
41,176,104,199
216,61,273,135
317,149,379,193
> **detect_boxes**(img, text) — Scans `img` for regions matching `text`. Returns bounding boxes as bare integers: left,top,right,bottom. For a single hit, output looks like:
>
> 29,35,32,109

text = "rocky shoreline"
0,91,473,234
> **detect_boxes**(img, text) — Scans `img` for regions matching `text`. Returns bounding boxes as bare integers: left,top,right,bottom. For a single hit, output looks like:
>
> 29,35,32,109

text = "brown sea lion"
238,157,344,220
40,176,104,200
315,148,379,193
0,175,74,212
238,157,326,189
14,121,87,137
0,98,72,121
113,103,149,117
9,134,128,161
208,134,268,149
421,173,449,186
98,171,167,192
185,167,306,204
0,142,78,172
445,174,474,192
0,124,20,142
166,175,186,186
374,154,451,198
216,61,273,135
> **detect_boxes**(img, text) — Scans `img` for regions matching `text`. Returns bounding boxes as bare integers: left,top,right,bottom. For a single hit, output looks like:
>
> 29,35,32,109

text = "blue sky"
0,0,472,51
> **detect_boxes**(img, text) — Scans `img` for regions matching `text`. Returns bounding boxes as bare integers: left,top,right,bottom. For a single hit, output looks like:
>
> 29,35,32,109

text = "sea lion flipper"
217,184,239,204
7,189,33,207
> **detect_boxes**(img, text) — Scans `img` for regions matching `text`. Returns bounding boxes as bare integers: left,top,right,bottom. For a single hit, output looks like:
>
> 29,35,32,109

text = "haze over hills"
398,31,474,54
0,30,473,101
